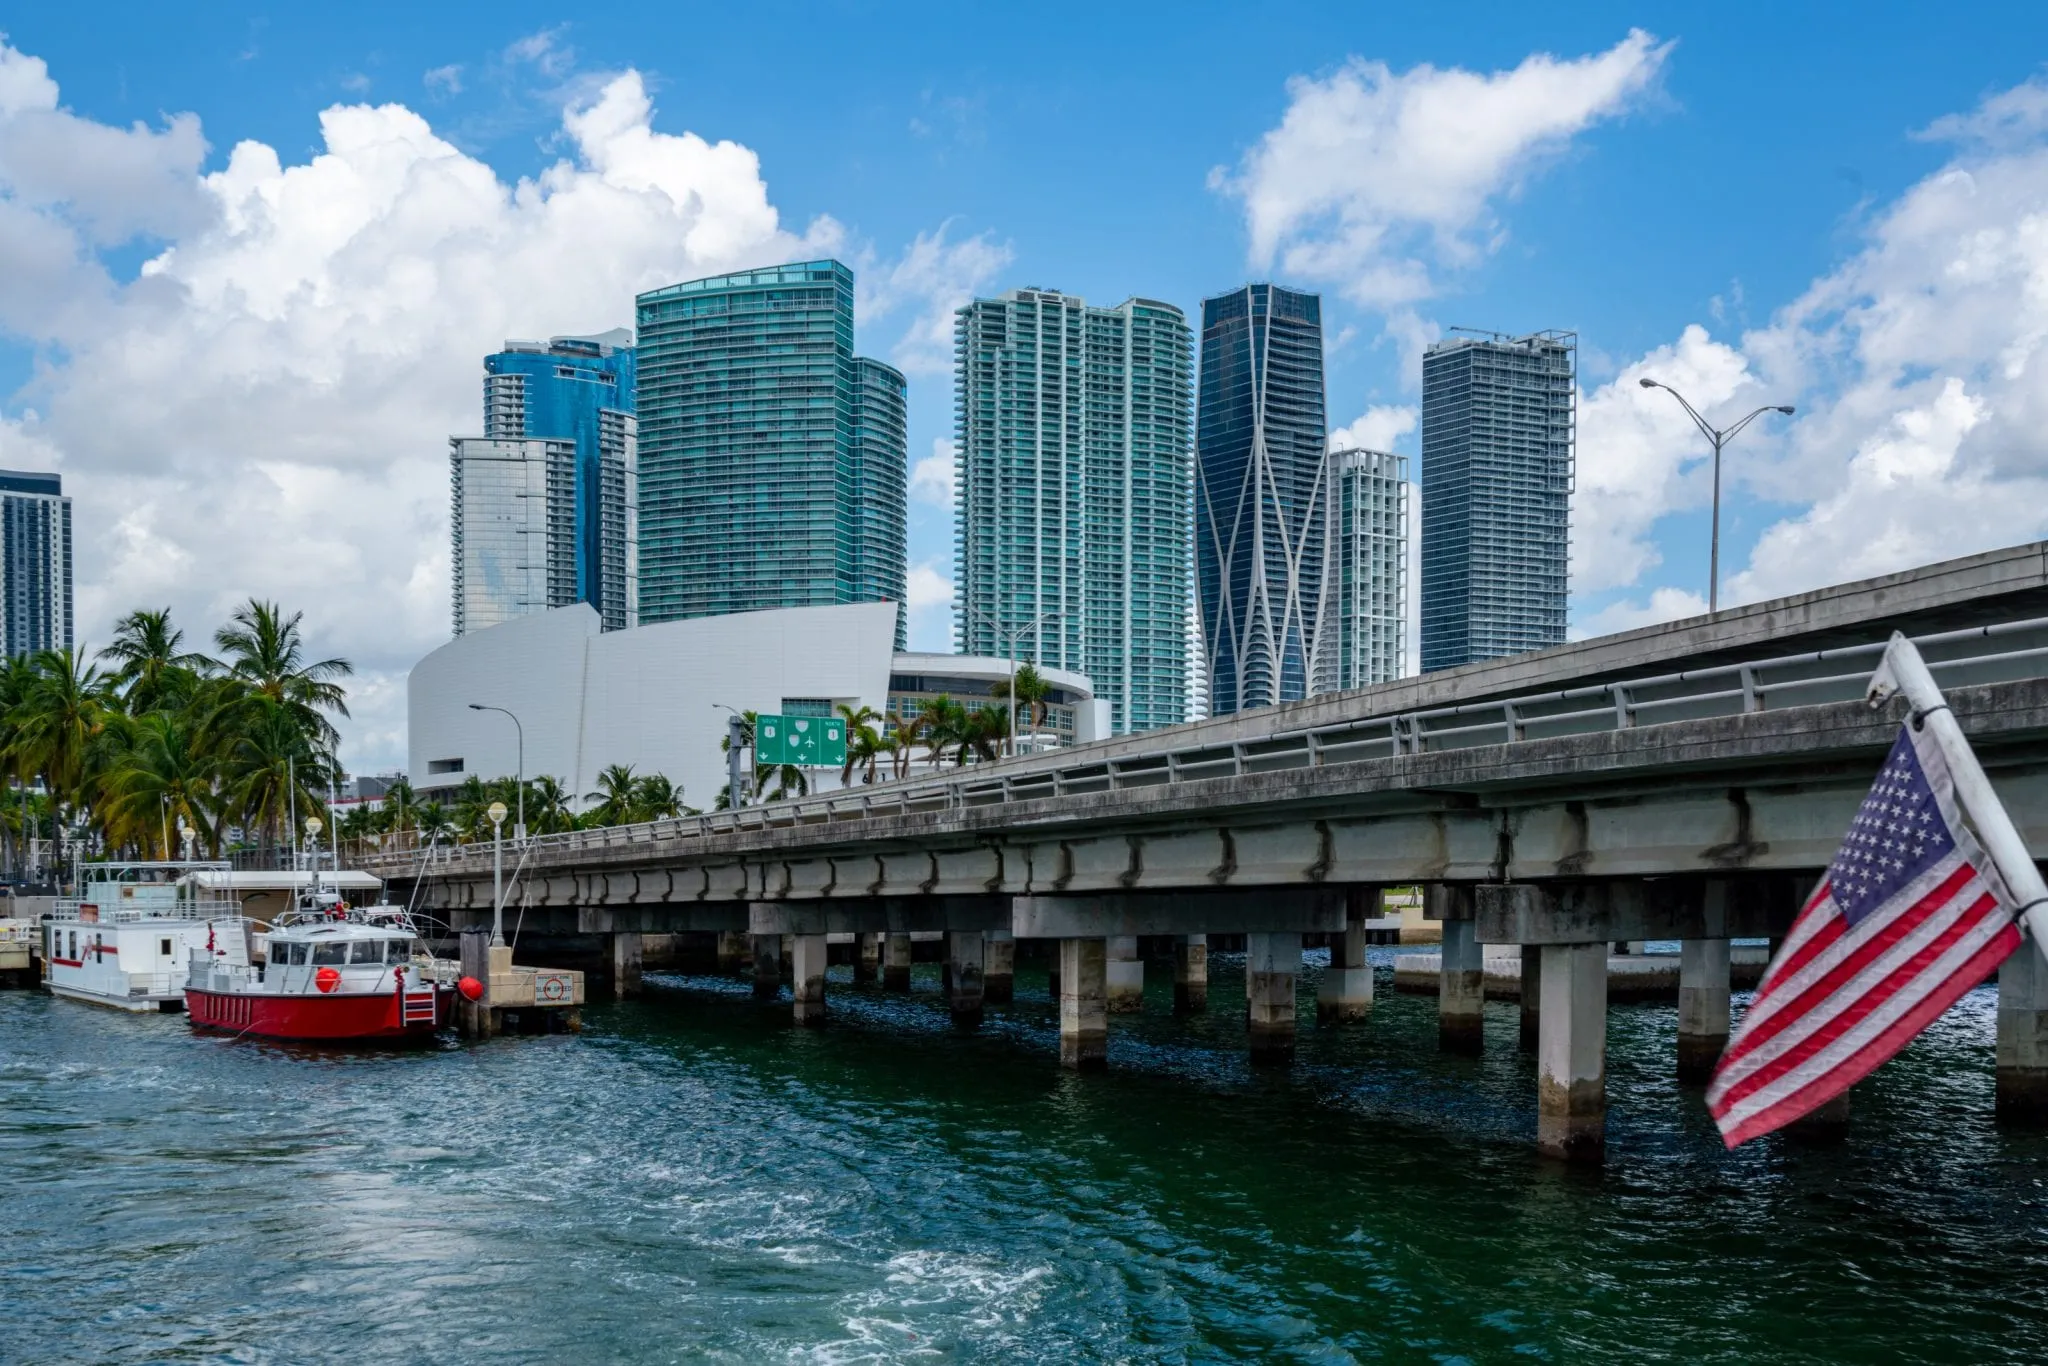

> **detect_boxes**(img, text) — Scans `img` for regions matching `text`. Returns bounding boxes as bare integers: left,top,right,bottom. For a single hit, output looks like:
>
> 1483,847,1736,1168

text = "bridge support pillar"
853,932,880,985
1247,932,1300,1065
1318,891,1376,1024
948,931,985,1025
1059,938,1108,1071
1998,945,2048,1122
1174,935,1209,1015
1536,942,1607,1163
752,934,783,999
716,931,747,977
983,931,1015,1005
1519,946,1540,1050
1438,918,1484,1053
1677,938,1732,1083
883,933,913,992
791,933,828,1026
1107,936,1145,1013
609,932,643,1001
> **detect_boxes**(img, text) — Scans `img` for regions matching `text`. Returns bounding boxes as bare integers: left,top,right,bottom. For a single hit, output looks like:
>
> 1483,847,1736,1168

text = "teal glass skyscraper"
954,288,1192,734
634,261,907,636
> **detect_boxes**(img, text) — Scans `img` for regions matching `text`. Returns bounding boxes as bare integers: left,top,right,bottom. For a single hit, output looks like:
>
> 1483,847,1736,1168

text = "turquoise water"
5,947,2047,1362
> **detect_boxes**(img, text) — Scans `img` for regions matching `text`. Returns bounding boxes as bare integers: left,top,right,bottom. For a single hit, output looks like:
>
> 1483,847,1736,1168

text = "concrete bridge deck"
363,545,2048,1161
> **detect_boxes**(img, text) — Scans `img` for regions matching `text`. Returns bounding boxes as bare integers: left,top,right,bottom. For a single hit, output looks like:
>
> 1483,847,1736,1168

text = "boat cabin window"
276,942,305,966
159,937,173,957
349,940,387,965
311,941,349,966
386,939,413,964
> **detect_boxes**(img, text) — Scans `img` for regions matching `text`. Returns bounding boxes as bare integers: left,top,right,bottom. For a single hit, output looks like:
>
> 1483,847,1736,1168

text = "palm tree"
100,608,210,715
211,599,353,747
837,703,886,785
633,772,684,820
961,707,1007,765
917,696,970,770
525,775,575,834
584,763,641,826
414,801,456,843
10,648,115,844
991,664,1053,748
380,775,418,835
218,698,334,853
98,710,218,858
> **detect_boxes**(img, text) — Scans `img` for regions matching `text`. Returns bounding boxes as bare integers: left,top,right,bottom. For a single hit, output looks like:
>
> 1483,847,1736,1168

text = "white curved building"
408,603,1105,811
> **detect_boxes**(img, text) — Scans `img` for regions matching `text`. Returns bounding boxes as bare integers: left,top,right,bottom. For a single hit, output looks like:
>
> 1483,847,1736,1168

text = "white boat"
43,861,239,1012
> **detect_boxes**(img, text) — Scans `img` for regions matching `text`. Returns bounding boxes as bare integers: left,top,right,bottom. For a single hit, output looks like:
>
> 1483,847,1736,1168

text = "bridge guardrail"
362,615,2048,869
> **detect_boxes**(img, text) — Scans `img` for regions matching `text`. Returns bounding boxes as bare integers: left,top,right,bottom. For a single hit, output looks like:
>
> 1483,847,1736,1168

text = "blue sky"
5,4,2048,770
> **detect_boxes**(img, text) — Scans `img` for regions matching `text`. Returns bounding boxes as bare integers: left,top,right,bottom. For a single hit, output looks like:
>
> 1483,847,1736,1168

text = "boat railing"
126,971,178,998
51,895,242,924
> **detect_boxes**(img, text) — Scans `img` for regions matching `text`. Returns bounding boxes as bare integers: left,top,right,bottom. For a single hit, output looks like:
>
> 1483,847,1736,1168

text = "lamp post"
1638,379,1795,614
713,704,747,808
304,816,324,903
467,704,525,842
487,800,508,946
964,607,1066,758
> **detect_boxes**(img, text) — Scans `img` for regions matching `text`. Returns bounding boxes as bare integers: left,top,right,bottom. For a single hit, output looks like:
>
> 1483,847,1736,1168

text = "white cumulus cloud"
0,39,879,773
1212,30,1670,309
1579,76,2048,621
1329,404,1416,453
856,221,1012,375
910,437,956,508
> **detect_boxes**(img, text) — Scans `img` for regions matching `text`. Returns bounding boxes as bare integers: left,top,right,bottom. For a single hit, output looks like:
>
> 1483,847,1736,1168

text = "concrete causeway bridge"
363,542,2048,1160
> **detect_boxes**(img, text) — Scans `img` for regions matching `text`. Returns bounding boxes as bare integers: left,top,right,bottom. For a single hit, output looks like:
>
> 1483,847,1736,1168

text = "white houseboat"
44,862,238,1012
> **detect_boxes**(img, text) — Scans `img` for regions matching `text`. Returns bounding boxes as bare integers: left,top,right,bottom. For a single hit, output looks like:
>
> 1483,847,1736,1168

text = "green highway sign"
755,714,847,768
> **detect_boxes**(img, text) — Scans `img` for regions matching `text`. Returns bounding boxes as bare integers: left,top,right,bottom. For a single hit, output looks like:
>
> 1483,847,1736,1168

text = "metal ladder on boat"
401,990,438,1025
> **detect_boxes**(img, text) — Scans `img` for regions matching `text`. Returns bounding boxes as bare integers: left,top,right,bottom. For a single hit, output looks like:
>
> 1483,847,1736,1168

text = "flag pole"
1869,631,2048,960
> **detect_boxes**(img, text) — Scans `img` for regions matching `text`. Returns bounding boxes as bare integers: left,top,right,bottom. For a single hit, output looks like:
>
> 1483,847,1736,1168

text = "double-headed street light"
467,703,525,842
963,606,1067,758
1638,379,1796,614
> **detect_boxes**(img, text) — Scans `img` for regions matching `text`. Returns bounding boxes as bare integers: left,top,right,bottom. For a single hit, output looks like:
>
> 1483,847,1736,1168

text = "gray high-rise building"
633,261,907,633
954,288,1193,734
1321,448,1408,690
1196,284,1331,716
1419,329,1575,672
449,437,576,637
0,470,71,658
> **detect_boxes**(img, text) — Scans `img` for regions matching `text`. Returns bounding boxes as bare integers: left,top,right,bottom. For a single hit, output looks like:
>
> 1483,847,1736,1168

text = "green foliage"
0,599,355,870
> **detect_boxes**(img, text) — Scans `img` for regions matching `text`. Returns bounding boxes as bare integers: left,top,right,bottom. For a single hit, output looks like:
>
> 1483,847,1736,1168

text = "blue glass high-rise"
1196,284,1329,716
482,331,638,630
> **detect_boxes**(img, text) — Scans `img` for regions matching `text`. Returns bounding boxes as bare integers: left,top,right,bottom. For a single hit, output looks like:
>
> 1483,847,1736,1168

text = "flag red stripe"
1717,923,2020,1147
1750,878,1834,996
1715,863,1976,1077
1711,888,2000,1115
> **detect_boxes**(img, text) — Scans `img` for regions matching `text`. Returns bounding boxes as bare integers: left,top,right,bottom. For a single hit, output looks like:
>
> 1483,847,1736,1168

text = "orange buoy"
457,975,484,1002
315,966,341,993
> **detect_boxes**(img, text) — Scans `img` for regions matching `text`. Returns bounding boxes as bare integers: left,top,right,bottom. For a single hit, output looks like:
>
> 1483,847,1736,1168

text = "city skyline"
6,13,2048,768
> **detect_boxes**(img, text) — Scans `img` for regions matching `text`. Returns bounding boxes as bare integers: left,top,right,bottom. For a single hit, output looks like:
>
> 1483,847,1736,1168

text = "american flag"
1707,722,2022,1147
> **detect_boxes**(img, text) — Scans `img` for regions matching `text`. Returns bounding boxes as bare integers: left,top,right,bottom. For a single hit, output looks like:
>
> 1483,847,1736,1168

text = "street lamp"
1638,378,1795,614
964,607,1067,758
467,704,525,842
712,703,747,808
487,799,508,946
